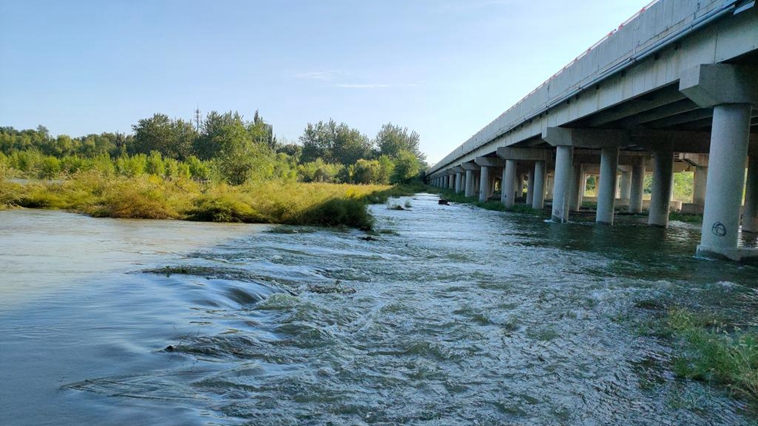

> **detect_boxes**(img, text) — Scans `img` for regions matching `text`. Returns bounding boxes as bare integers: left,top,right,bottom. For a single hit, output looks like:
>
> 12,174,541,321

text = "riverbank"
0,172,423,229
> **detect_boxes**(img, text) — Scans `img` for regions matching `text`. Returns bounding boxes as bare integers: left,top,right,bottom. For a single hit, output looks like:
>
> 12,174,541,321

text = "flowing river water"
1,194,757,425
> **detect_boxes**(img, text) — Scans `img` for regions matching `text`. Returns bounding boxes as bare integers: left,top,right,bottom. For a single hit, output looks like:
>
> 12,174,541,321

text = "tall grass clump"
668,308,758,403
0,172,403,229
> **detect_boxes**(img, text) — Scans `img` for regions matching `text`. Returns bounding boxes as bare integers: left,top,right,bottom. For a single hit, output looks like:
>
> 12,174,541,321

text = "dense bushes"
0,172,398,229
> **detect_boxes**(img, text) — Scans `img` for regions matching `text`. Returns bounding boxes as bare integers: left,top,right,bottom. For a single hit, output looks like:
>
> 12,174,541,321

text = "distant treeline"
0,111,427,185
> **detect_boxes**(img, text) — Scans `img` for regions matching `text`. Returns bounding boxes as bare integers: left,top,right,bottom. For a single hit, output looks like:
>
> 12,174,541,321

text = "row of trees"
0,111,428,185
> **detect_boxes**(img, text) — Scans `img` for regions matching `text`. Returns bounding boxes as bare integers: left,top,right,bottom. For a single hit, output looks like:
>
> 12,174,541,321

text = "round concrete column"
479,166,490,202
619,170,631,201
630,160,645,214
596,147,619,225
648,146,674,227
456,172,463,193
532,161,546,210
526,167,535,206
465,170,475,197
693,166,708,207
546,175,554,199
568,164,583,212
502,159,517,207
552,146,573,223
699,104,753,258
744,156,758,233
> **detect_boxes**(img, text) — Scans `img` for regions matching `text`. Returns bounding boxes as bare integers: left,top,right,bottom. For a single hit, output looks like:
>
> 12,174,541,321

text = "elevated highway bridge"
427,0,758,261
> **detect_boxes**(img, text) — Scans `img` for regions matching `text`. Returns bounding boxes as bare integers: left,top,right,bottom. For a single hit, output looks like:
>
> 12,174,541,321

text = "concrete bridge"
427,0,758,262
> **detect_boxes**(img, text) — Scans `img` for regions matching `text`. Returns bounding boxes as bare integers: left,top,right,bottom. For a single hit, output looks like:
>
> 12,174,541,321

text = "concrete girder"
586,85,687,127
614,99,700,129
542,128,631,149
460,162,480,171
679,153,709,167
680,64,758,108
474,156,505,168
496,147,551,162
646,109,715,129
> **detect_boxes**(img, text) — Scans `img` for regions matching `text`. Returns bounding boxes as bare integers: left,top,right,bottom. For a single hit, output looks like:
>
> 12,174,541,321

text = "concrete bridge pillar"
597,147,619,225
502,160,517,207
569,164,584,212
478,167,490,202
552,146,574,222
546,175,554,199
465,170,474,196
745,155,758,233
447,174,454,190
698,104,753,257
526,167,535,206
648,144,674,227
680,64,758,260
475,157,505,202
460,162,480,197
454,172,462,193
516,174,524,200
532,161,546,210
619,169,632,201
693,166,708,207
629,159,645,214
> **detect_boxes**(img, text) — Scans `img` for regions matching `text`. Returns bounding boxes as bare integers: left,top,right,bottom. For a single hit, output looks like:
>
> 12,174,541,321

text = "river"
1,194,757,425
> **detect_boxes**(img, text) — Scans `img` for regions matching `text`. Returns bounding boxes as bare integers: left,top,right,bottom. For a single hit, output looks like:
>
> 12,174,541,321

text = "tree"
132,114,196,160
375,123,424,162
299,119,372,165
391,150,422,184
195,111,274,185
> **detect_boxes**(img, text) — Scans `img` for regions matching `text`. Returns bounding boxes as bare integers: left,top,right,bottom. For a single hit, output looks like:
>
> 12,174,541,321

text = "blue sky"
0,0,652,164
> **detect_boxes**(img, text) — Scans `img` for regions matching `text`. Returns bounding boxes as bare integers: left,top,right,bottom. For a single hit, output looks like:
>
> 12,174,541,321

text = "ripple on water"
3,197,758,425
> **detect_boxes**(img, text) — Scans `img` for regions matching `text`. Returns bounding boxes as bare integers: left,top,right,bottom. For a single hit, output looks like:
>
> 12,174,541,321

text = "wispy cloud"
335,83,418,89
294,70,344,81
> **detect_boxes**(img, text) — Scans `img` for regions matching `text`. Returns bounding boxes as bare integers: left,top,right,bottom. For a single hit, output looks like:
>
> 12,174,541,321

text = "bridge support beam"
697,104,753,259
619,169,631,202
461,162,479,198
478,167,490,202
453,167,465,194
629,159,645,214
475,157,504,202
648,144,674,228
532,161,546,210
597,147,619,225
680,64,758,260
526,167,535,206
502,160,518,207
552,146,573,222
569,164,584,212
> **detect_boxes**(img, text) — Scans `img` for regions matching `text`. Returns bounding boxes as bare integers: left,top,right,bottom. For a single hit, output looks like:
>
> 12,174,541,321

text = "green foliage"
375,123,425,163
1,114,428,187
299,119,372,165
132,114,193,160
298,159,344,183
667,308,758,403
673,172,694,202
391,150,422,184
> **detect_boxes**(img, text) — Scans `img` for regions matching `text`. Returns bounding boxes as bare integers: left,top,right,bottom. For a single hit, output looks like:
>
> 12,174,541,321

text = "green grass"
667,308,758,402
0,172,404,229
